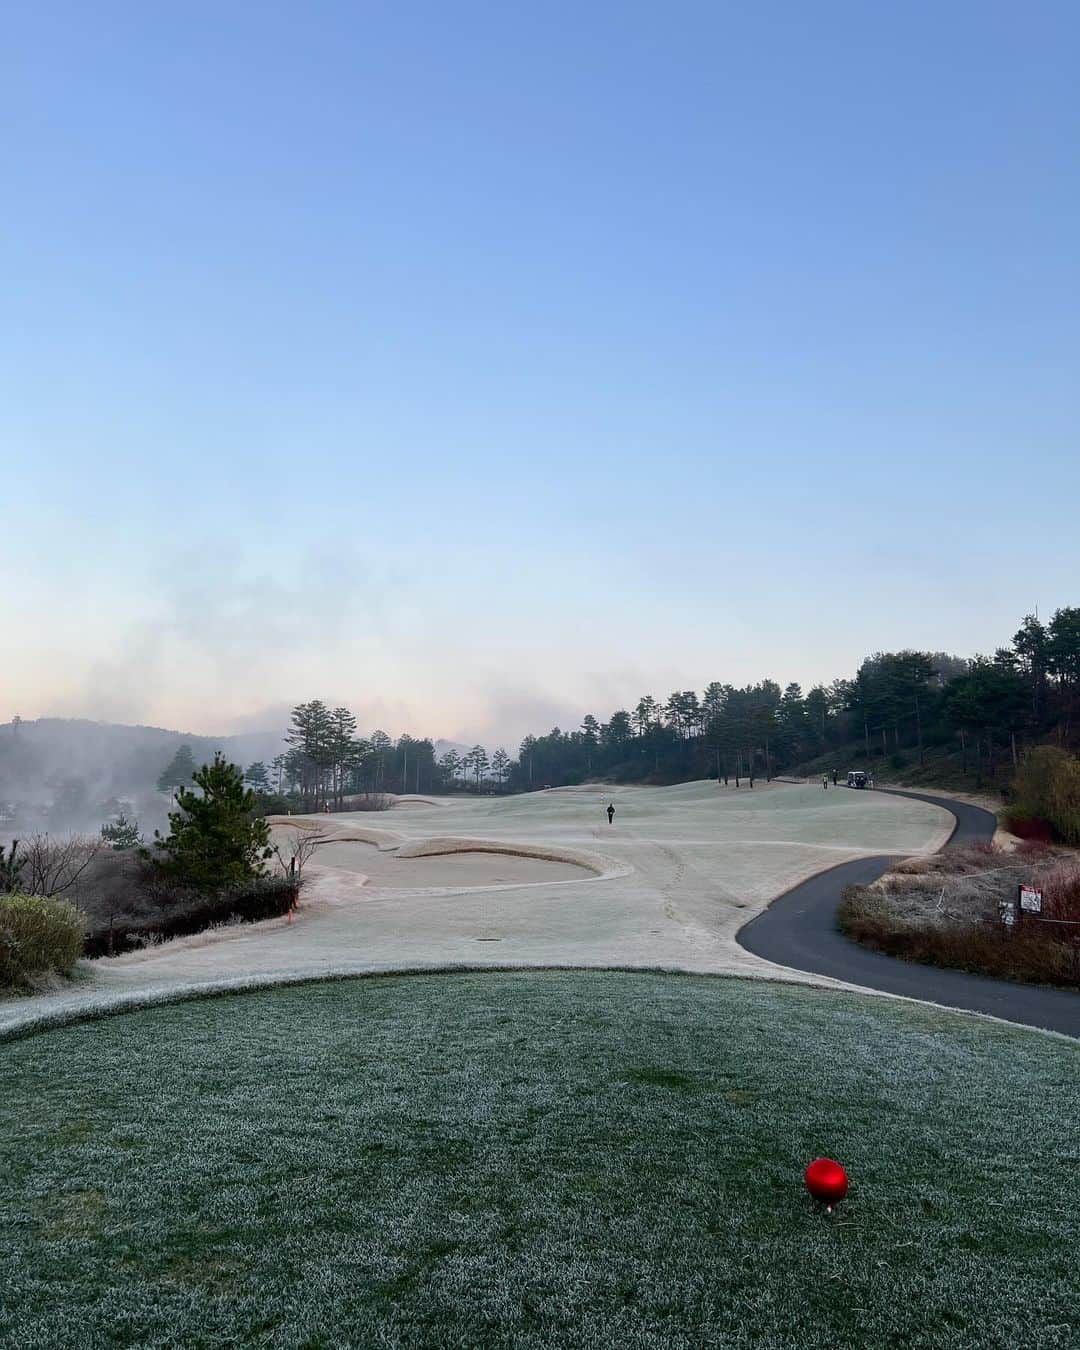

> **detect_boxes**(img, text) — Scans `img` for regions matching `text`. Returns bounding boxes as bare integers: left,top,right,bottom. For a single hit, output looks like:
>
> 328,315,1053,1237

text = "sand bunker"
311,839,593,889
2,781,957,1040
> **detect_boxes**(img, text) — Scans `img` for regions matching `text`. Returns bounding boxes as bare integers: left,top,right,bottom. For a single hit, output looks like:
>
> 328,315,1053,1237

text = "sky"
3,1,1078,751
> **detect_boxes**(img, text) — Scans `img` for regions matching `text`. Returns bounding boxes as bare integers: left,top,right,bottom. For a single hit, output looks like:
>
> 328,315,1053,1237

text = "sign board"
999,898,1017,927
1019,885,1043,914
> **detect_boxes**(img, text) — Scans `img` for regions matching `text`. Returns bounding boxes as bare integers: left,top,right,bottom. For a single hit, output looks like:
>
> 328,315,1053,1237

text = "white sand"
1,780,953,1036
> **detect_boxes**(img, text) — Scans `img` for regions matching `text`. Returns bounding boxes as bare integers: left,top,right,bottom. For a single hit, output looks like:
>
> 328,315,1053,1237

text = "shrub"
1004,814,1055,843
0,893,85,990
0,841,25,891
101,813,143,849
252,792,298,817
1009,746,1080,845
839,854,1080,989
340,793,393,812
81,876,297,958
1036,861,1080,926
1015,839,1055,861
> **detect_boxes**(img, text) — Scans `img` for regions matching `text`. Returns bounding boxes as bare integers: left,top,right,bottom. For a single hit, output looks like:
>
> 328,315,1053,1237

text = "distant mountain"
0,718,285,827
433,738,473,759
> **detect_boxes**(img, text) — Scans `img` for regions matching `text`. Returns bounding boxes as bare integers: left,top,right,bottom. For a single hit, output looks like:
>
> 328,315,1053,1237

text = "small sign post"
999,897,1017,928
1019,885,1043,915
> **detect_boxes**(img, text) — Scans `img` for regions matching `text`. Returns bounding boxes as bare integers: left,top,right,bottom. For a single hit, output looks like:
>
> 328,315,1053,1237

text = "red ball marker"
804,1158,848,1211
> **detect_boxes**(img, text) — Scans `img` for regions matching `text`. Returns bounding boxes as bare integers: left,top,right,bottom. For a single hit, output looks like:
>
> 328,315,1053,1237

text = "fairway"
0,781,955,1039
3,972,1077,1348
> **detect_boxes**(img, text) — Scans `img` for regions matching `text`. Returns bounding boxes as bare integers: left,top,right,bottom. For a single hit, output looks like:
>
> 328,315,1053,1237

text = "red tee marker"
804,1158,848,1211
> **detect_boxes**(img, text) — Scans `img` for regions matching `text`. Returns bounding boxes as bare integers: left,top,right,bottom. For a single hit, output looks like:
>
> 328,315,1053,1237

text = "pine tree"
154,753,271,889
285,701,335,808
363,730,389,791
471,746,489,789
157,745,197,794
329,707,359,806
491,748,510,787
244,762,271,792
580,716,600,773
438,749,461,790
0,840,25,891
101,813,142,849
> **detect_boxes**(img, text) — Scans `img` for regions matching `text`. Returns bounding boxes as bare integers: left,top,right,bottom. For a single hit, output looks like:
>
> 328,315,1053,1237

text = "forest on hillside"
5,608,1077,828
509,609,1079,793
267,607,1080,806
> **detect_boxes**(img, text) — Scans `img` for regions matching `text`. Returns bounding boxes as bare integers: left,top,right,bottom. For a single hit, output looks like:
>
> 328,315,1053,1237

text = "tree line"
209,702,515,811
150,605,1079,811
507,606,1080,792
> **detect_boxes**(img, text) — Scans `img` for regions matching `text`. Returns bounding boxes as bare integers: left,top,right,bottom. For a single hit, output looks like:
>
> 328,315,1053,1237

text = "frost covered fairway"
0,781,955,1037
3,972,1078,1348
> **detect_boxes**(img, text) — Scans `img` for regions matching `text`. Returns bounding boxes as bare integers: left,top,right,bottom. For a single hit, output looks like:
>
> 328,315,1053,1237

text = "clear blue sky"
4,2,1078,747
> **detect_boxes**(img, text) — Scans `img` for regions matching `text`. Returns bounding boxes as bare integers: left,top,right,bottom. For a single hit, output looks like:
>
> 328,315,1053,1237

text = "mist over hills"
0,718,478,835
0,718,287,835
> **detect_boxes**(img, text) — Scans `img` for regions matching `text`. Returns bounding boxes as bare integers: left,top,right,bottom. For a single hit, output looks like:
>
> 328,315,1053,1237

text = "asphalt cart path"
737,788,1080,1038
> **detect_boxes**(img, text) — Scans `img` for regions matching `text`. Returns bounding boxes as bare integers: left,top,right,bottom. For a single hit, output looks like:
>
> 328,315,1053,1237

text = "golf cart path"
737,789,1080,1038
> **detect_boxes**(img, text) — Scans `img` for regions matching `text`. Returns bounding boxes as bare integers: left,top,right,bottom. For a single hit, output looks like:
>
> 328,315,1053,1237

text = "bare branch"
20,833,105,897
270,825,334,888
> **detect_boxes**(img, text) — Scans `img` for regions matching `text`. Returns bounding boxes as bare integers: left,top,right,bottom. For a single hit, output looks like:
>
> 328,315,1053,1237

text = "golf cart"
846,770,868,789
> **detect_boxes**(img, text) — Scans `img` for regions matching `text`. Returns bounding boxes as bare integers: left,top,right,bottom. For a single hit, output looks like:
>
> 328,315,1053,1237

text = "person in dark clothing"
832,769,838,785
607,803,615,824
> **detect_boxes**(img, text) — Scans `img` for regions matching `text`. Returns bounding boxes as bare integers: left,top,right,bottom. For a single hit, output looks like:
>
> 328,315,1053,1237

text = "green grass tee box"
2,970,1077,1348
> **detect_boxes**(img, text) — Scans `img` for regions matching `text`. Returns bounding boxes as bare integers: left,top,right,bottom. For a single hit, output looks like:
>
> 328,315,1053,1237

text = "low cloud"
39,543,414,734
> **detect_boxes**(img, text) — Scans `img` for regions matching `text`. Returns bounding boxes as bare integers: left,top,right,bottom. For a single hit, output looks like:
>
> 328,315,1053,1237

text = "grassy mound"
2,972,1078,1347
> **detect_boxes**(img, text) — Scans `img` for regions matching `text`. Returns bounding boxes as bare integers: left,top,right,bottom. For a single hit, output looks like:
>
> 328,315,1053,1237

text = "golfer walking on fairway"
607,802,615,825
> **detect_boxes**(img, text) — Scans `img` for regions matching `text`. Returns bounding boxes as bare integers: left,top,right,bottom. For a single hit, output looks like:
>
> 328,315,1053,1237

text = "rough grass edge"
3,961,1076,1050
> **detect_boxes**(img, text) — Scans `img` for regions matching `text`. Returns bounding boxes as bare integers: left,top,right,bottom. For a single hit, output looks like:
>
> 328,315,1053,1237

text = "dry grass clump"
1008,746,1080,845
899,842,997,876
877,842,1001,880
889,857,933,875
840,844,1080,988
1040,859,1080,925
0,894,84,992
